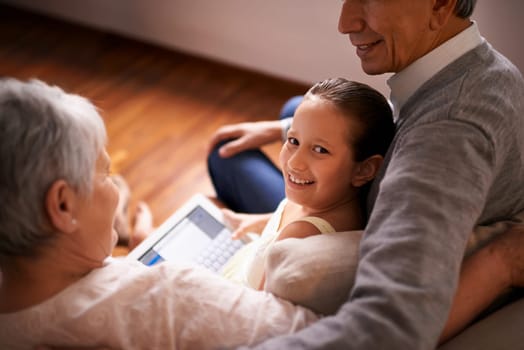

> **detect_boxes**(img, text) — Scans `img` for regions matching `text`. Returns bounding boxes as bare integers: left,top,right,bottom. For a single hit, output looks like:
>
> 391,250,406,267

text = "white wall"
3,0,523,96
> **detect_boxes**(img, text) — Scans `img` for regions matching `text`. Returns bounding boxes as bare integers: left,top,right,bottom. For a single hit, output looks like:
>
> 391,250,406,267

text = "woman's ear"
351,155,383,188
45,179,78,234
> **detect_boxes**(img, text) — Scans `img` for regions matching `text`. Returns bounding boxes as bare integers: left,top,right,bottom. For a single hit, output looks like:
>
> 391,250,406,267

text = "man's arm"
440,224,524,343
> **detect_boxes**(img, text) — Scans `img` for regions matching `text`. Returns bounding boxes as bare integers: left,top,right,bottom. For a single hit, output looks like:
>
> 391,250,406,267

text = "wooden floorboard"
0,4,308,229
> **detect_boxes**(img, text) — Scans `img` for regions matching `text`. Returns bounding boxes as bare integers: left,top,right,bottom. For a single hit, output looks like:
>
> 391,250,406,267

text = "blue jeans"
207,95,303,213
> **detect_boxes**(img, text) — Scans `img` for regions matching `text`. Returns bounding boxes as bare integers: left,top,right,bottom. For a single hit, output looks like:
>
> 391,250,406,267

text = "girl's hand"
221,209,271,240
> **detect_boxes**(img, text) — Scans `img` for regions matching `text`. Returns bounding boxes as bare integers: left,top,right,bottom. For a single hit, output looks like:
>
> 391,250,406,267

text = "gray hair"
0,78,107,257
455,0,476,18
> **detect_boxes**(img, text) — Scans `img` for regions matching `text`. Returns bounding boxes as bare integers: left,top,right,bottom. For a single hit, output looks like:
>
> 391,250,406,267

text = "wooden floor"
0,5,307,233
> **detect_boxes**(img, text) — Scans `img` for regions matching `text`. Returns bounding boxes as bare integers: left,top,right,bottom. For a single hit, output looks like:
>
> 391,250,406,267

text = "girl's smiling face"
280,97,362,213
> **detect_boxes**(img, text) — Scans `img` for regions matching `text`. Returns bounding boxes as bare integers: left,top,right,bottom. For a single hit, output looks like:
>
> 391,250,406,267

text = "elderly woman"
0,79,317,349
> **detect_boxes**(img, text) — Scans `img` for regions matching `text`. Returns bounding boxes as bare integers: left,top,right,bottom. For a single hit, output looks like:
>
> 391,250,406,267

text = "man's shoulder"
419,42,522,97
403,43,524,130
463,42,523,89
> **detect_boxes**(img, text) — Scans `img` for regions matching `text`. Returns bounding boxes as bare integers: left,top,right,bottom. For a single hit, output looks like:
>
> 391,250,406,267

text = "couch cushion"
438,296,524,350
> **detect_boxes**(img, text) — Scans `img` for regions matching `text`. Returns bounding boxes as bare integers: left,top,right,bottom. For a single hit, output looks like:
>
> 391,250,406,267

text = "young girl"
222,77,394,314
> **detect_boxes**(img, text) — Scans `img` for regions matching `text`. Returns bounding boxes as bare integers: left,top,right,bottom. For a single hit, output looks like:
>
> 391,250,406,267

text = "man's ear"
351,155,384,188
45,179,78,234
430,0,457,30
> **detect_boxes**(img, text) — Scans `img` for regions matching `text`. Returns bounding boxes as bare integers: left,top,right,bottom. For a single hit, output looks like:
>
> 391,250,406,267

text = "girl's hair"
305,77,394,162
0,78,107,257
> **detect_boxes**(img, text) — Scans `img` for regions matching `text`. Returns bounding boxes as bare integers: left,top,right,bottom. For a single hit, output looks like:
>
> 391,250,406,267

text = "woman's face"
279,97,361,212
74,149,119,261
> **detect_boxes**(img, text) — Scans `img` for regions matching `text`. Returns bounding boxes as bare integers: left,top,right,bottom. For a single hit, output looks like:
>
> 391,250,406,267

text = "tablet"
127,193,244,273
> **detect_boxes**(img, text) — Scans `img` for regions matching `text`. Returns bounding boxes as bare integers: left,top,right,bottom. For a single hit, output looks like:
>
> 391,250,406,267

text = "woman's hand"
221,209,271,240
207,120,283,158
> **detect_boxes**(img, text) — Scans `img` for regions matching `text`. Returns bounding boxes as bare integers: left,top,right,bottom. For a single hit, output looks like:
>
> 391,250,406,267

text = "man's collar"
387,21,484,119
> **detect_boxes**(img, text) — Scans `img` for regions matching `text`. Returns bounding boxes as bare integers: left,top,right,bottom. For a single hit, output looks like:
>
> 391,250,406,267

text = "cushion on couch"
438,296,524,350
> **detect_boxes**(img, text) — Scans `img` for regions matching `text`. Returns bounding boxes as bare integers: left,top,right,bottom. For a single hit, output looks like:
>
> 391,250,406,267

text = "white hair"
0,78,107,256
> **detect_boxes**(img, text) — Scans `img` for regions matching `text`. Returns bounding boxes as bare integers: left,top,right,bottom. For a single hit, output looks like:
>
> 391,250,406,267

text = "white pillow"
264,230,363,316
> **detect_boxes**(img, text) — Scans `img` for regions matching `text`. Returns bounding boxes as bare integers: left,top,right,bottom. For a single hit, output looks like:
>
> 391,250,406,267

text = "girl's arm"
276,220,322,241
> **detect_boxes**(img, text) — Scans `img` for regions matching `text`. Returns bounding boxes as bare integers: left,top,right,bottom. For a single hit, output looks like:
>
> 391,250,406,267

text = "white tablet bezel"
126,193,228,262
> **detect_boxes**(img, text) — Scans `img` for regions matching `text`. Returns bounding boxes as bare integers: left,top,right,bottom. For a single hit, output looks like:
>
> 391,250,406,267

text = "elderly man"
208,0,524,348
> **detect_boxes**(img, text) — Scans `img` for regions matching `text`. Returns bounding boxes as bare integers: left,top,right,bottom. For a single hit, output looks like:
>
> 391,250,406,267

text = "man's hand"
207,120,283,158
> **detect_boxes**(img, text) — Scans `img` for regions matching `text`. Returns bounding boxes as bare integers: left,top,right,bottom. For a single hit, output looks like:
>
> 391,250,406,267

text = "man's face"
338,0,439,75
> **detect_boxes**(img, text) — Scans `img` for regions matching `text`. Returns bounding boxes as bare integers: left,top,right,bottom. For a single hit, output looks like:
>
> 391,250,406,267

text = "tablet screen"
137,205,224,266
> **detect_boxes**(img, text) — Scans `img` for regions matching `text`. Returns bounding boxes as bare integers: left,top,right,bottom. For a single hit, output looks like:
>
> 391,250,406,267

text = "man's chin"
361,63,389,76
